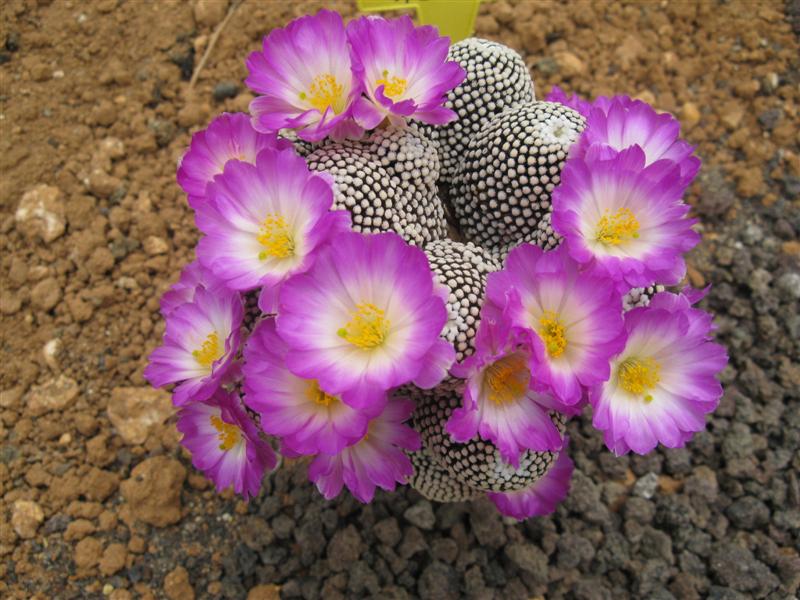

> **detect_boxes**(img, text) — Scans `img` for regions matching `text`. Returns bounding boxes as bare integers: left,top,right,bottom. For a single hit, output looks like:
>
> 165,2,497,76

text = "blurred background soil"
0,1,798,599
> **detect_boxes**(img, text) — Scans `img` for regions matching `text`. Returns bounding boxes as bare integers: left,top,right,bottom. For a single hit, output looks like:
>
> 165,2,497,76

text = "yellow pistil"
596,207,640,246
483,353,531,405
192,332,223,367
305,379,338,407
257,214,294,260
337,303,390,349
538,311,567,358
301,73,345,113
210,415,241,451
618,357,661,403
376,70,407,98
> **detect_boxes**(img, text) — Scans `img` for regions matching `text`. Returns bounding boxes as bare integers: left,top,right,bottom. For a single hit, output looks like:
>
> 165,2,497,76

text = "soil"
1,1,798,599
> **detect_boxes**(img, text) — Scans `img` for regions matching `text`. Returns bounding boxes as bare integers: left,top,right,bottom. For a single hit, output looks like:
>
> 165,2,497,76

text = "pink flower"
486,244,626,405
246,10,363,142
573,97,700,187
308,398,420,503
177,113,287,208
347,15,465,128
590,290,727,455
144,286,242,406
488,444,574,520
195,147,350,313
177,389,277,499
552,146,700,289
277,231,455,411
243,319,374,455
447,311,564,468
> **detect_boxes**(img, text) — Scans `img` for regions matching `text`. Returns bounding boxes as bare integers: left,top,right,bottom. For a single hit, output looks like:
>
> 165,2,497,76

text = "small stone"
0,290,22,315
633,472,659,499
87,246,115,275
247,584,281,600
74,536,104,569
555,51,586,77
143,235,169,256
80,467,120,502
505,543,547,582
12,499,44,538
99,137,126,159
64,519,96,541
121,456,186,527
0,385,23,408
681,102,701,130
177,102,209,128
43,338,62,370
164,566,195,600
15,184,66,243
108,387,174,445
726,496,770,530
99,543,127,576
87,169,122,198
213,81,239,102
418,561,459,600
28,375,79,416
194,0,228,27
31,277,62,311
327,525,362,572
373,517,401,547
403,500,436,530
710,542,780,596
719,101,744,129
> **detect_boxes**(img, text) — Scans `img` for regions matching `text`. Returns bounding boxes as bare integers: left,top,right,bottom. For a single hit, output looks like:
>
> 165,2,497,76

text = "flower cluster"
145,12,464,504
245,10,465,142
144,11,727,521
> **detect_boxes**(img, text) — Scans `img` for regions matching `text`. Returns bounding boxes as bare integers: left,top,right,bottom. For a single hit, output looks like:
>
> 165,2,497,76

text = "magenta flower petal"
485,244,626,406
308,398,420,503
144,286,243,406
177,113,286,209
277,232,453,411
245,9,363,141
242,319,373,455
195,146,350,301
346,15,465,128
552,146,700,289
488,445,574,520
177,389,276,500
589,290,727,455
159,260,226,317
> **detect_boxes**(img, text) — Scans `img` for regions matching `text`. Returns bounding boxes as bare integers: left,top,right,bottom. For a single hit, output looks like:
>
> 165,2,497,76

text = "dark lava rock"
403,500,436,530
709,542,780,597
327,525,363,572
373,517,402,547
725,496,770,530
418,561,460,600
213,81,239,102
504,542,548,583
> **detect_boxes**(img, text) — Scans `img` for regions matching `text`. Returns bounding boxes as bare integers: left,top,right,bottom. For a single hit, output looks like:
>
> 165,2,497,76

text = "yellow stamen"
337,303,390,349
192,332,223,367
210,415,241,451
538,311,567,358
619,357,661,402
483,353,531,405
376,70,407,98
596,207,640,245
257,214,294,260
304,73,345,113
305,379,338,407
